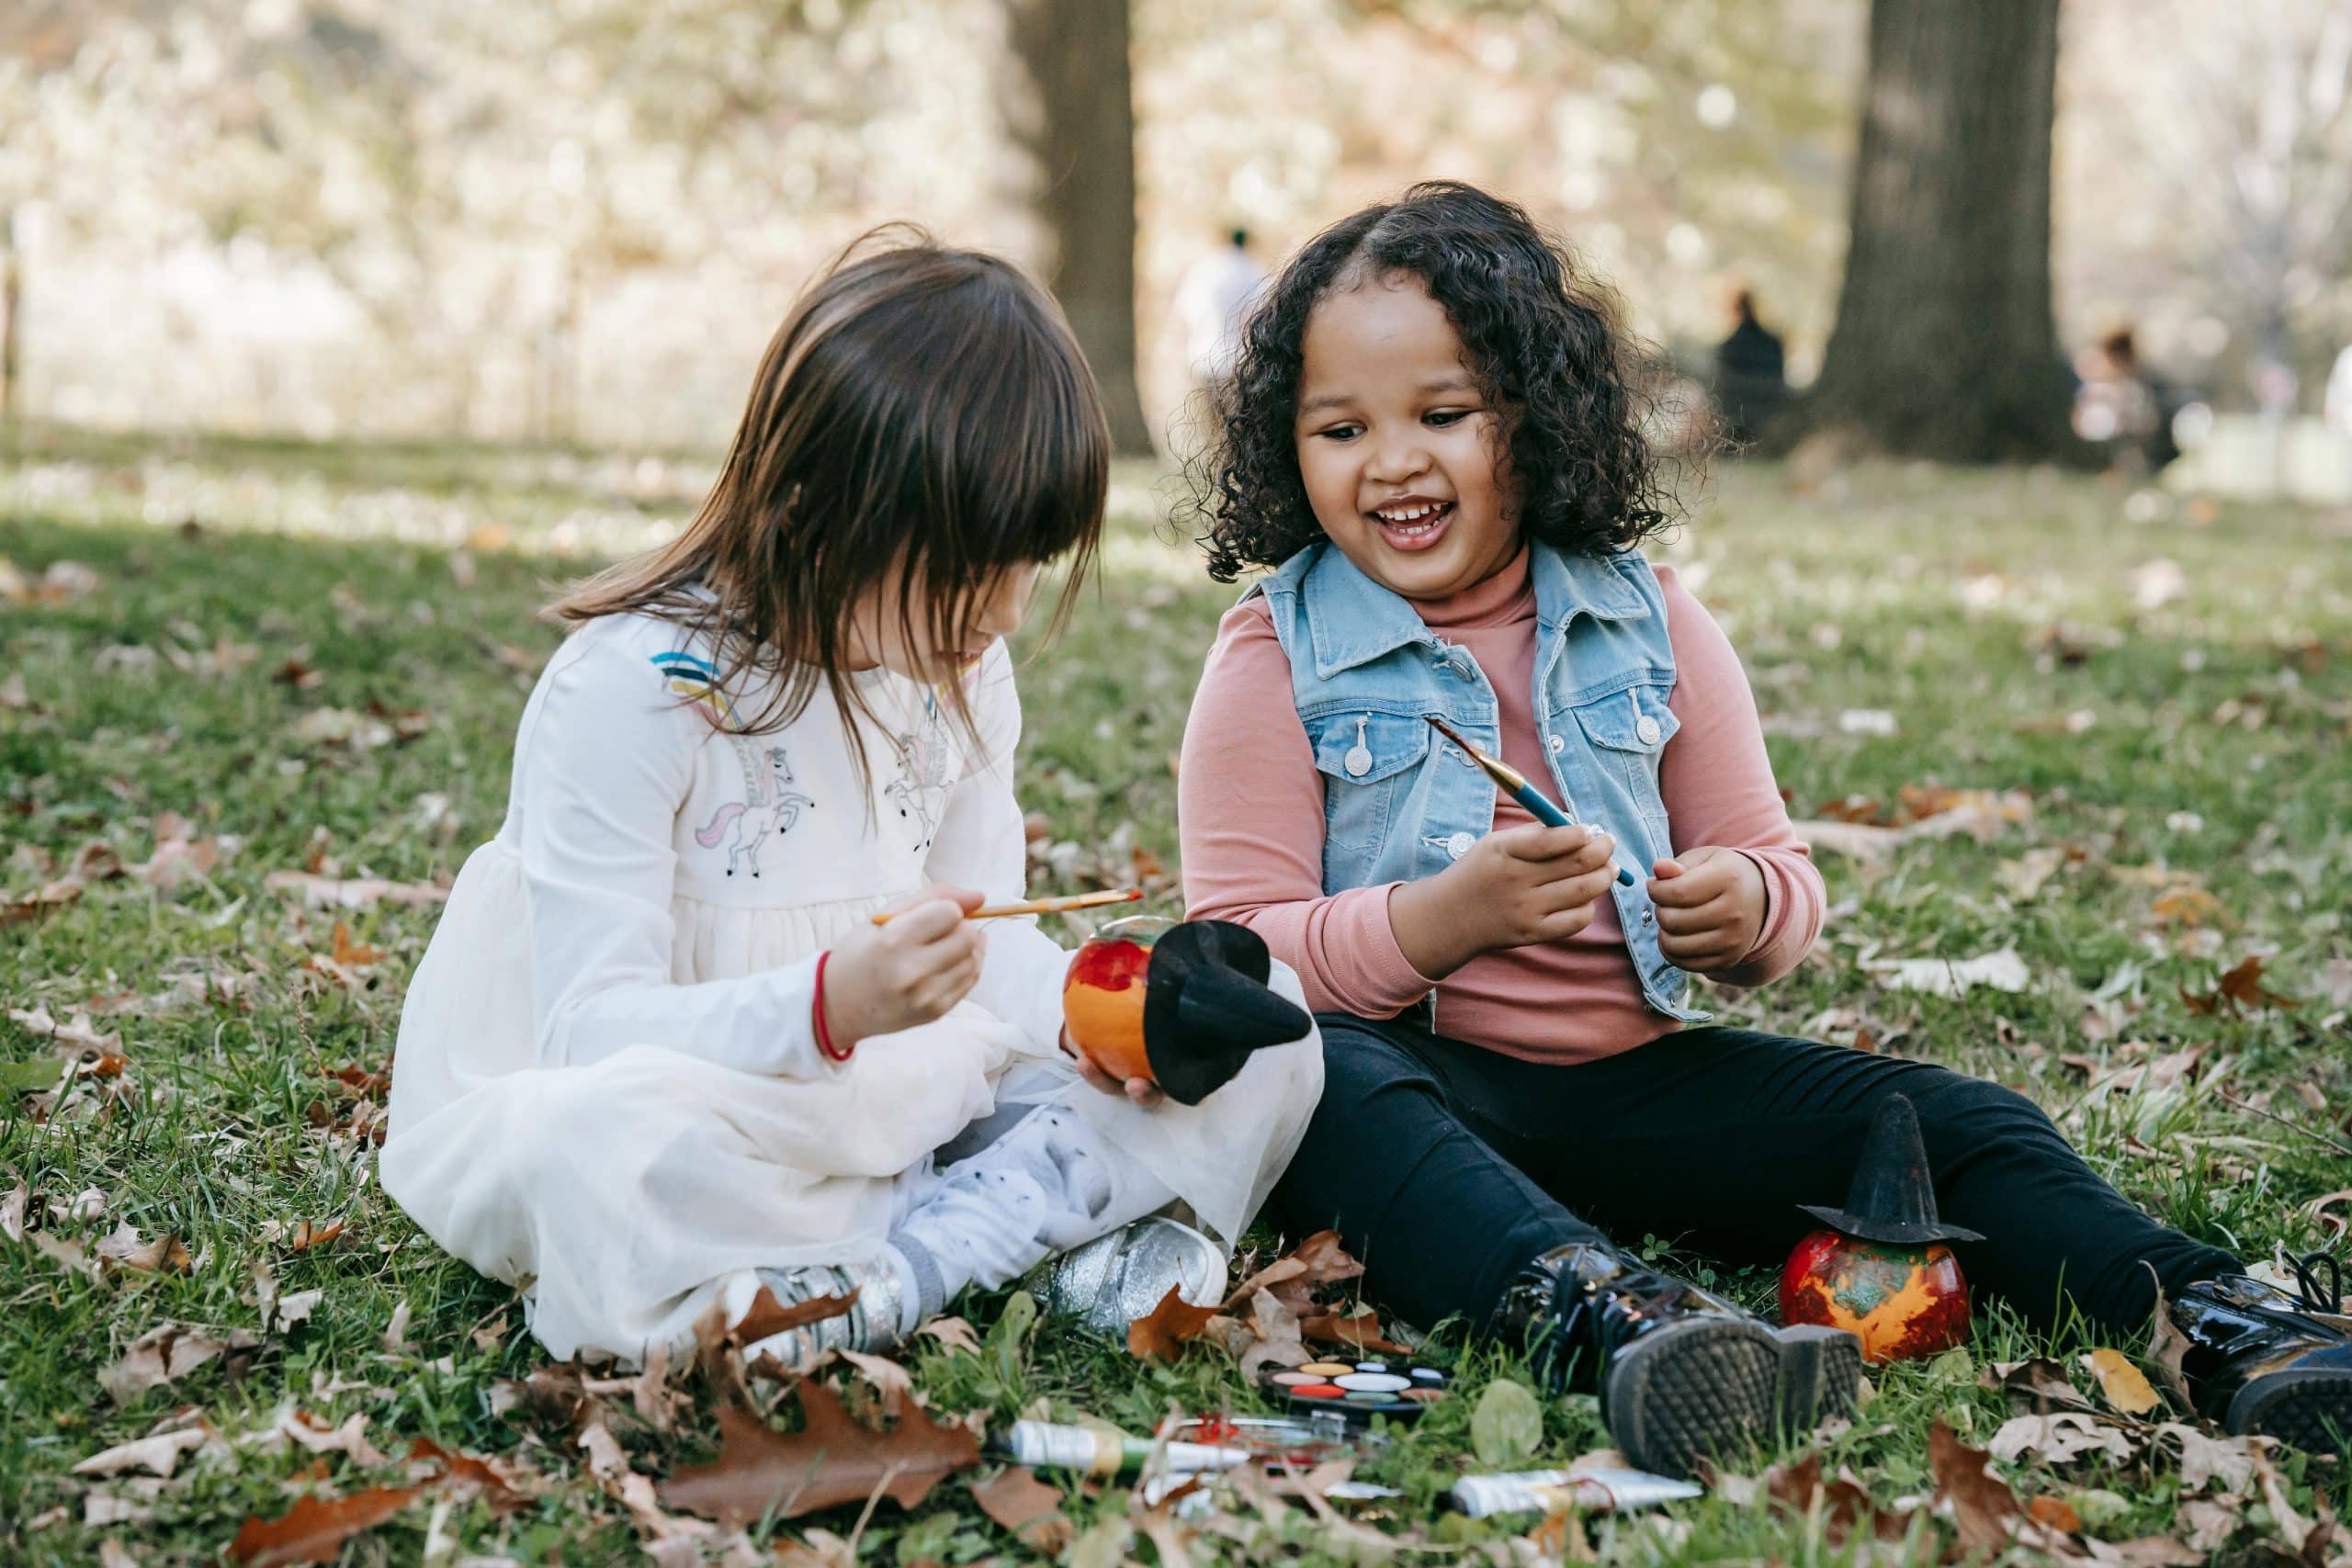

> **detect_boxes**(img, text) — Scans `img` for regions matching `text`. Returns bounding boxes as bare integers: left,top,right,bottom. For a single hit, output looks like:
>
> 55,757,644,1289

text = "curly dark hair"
1182,181,1703,582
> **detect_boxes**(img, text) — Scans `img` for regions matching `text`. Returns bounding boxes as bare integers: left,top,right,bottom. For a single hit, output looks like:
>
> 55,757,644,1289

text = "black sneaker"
2171,1252,2352,1452
1491,1242,1863,1477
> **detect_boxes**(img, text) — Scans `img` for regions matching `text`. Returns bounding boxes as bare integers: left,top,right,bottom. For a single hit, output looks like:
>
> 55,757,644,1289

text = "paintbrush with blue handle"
1424,715,1638,886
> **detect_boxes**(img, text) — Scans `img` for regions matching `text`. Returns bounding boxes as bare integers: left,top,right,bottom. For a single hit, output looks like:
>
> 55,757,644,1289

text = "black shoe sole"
2230,1367,2352,1454
1773,1324,1866,1434
1603,1321,1864,1479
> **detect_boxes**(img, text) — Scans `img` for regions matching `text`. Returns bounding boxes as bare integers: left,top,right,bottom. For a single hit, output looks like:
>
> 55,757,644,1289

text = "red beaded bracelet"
812,950,853,1063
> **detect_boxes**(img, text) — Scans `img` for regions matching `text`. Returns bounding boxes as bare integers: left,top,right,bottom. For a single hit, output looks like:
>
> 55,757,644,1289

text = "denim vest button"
1446,831,1476,860
1636,714,1662,745
1547,732,1565,753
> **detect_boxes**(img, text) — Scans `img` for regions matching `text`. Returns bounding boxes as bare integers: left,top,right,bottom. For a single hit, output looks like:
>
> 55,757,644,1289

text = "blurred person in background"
2073,326,2174,474
1710,287,1789,446
1175,228,1269,388
2325,341,2352,444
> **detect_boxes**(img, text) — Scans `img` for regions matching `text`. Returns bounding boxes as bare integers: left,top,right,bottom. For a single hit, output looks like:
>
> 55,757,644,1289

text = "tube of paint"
1449,1467,1703,1517
999,1420,1250,1478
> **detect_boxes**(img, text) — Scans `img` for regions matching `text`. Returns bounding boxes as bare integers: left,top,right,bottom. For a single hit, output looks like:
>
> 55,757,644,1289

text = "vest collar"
1288,539,1654,680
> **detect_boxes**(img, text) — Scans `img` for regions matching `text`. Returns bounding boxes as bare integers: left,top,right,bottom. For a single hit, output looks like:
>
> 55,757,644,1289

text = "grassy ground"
3,423,2349,1563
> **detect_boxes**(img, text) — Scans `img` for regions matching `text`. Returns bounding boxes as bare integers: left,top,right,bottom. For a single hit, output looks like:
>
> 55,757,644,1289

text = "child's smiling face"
1293,275,1519,602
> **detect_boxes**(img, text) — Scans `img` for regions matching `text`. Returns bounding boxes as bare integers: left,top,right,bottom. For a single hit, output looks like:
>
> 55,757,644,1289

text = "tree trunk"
1,231,20,425
1003,0,1155,457
1785,0,2085,462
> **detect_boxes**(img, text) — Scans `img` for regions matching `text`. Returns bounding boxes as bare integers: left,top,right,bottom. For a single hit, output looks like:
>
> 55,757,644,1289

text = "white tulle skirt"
379,842,1321,1360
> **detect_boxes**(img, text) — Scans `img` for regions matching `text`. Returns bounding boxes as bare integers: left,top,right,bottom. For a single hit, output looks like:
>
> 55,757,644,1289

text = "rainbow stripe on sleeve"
650,649,736,725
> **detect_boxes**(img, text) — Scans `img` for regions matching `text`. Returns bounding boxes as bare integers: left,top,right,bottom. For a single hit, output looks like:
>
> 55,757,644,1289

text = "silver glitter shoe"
742,1260,906,1369
1033,1217,1228,1337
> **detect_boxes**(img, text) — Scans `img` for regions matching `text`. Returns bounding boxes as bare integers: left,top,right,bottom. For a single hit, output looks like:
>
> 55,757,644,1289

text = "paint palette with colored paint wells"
1258,1359,1452,1424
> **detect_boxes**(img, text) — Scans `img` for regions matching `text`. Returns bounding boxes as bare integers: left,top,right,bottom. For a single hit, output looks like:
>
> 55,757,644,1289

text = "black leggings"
1272,1016,2240,1339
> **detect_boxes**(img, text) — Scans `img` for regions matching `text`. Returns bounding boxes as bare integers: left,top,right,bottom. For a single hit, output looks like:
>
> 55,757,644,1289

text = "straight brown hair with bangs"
551,226,1111,788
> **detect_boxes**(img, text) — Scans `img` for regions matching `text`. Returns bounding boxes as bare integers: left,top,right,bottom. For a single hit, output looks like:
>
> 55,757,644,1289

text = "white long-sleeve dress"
379,610,1321,1360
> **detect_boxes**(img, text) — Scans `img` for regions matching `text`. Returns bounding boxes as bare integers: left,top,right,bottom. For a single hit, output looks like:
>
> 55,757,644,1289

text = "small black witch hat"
1142,919,1311,1106
1798,1094,1984,1246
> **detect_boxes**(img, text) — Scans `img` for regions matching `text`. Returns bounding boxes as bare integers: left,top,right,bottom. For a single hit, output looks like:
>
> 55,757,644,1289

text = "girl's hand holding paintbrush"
1388,823,1621,978
838,885,1160,1103
821,884,989,1054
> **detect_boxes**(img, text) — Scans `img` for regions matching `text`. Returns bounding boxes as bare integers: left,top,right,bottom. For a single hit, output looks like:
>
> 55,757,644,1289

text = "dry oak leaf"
227,1485,421,1566
102,1323,261,1404
660,1382,978,1526
1247,1229,1364,1313
1299,1307,1411,1356
406,1438,534,1516
71,1427,209,1480
1758,1453,1907,1545
732,1284,858,1347
914,1315,981,1356
970,1464,1070,1552
328,924,383,969
1127,1283,1222,1361
94,1224,193,1275
1928,1420,2066,1560
2181,954,2300,1016
288,1219,345,1253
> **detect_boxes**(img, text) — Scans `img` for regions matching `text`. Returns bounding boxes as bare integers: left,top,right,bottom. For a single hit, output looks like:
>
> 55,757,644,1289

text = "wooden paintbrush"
868,887,1144,926
1424,715,1637,886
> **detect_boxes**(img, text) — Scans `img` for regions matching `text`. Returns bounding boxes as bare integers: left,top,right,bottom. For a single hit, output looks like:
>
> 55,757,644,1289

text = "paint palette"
1258,1359,1452,1424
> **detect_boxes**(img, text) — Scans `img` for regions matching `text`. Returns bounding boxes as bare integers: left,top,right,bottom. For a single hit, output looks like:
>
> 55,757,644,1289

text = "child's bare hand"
1647,847,1767,973
1391,823,1617,976
1063,1028,1165,1108
821,885,987,1053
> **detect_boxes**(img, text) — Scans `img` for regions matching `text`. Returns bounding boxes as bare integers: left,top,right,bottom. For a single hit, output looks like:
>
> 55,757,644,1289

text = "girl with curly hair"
1179,183,2335,1475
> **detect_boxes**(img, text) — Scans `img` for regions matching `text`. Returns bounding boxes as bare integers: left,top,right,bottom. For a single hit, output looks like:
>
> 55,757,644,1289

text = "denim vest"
1250,540,1708,1025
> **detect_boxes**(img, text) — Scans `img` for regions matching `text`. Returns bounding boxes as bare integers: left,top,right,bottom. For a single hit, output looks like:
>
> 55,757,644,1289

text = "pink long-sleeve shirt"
1180,549,1823,1065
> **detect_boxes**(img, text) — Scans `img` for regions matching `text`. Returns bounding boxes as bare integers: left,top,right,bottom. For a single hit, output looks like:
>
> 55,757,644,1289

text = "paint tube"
999,1420,1250,1477
1449,1467,1703,1517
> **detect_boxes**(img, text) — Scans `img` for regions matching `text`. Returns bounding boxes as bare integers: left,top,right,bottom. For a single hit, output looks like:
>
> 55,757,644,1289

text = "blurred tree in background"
2,0,2346,453
1787,0,2080,461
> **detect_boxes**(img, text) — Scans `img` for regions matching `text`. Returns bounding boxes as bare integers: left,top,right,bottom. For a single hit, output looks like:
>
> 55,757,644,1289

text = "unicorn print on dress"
885,698,957,850
695,737,815,877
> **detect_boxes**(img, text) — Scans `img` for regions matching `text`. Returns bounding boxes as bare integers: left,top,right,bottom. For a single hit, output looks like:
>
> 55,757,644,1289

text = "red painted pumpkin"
1061,916,1176,1083
1780,1229,1970,1364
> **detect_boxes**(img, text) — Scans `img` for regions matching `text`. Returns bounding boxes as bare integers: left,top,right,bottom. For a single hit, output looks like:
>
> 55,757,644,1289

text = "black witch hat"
1798,1094,1984,1246
1141,919,1311,1106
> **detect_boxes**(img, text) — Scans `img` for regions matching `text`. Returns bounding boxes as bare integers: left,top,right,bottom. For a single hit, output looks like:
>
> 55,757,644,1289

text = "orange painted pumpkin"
1780,1229,1970,1364
1062,916,1175,1082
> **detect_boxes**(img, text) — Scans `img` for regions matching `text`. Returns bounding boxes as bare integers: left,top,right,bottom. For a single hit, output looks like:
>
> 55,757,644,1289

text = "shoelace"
2289,1250,2344,1314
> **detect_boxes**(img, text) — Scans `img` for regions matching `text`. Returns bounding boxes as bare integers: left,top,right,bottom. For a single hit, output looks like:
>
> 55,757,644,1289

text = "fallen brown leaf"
288,1219,345,1253
914,1315,981,1356
1983,1357,2096,1412
407,1438,533,1516
227,1485,421,1566
658,1382,978,1526
94,1224,193,1275
1928,1420,2040,1559
2027,1495,2082,1532
101,1323,263,1404
2181,955,2299,1016
1760,1453,1906,1544
2143,1279,2195,1408
970,1464,1069,1551
1298,1309,1410,1356
2083,1348,2161,1416
263,872,449,911
71,1427,209,1479
1128,1284,1221,1361
732,1284,858,1346
328,925,383,968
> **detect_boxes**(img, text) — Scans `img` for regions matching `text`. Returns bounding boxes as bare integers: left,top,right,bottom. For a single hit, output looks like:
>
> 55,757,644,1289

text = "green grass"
4,425,2349,1562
